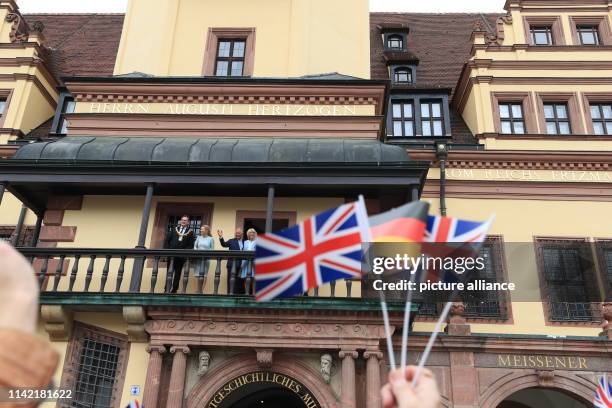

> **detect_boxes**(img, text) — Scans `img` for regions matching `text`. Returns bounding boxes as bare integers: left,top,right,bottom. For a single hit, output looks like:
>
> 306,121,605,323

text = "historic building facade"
0,0,610,407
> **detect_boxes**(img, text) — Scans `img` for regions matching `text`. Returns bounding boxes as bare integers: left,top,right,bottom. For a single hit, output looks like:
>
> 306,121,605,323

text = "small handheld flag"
254,199,370,301
125,400,141,408
594,375,612,408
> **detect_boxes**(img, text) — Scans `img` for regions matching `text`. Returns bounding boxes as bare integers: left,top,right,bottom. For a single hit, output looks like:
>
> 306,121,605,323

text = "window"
531,25,554,45
150,203,213,249
590,103,612,135
577,25,600,45
499,103,525,134
420,101,444,136
59,324,128,408
214,39,246,76
393,67,412,84
59,98,76,134
0,98,6,116
391,101,415,137
166,214,203,238
544,103,571,135
463,242,507,319
387,34,403,50
536,240,603,323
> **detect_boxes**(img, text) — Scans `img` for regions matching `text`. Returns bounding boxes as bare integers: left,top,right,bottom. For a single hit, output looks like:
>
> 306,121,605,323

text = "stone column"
339,349,358,408
166,345,190,408
364,351,383,408
143,345,166,408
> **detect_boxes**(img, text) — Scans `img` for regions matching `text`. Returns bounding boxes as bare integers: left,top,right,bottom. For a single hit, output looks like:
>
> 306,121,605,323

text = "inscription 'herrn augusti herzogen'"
85,102,363,116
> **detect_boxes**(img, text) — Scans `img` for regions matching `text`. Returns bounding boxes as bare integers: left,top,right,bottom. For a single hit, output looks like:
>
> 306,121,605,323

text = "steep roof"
370,13,500,89
24,13,124,78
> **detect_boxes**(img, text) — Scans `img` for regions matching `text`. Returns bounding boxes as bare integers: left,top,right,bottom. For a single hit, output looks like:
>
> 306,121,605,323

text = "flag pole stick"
357,195,397,370
412,296,454,387
400,270,416,370
379,292,397,371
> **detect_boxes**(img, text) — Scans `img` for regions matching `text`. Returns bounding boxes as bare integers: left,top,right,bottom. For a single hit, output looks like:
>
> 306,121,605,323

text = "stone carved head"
320,354,332,383
197,351,211,376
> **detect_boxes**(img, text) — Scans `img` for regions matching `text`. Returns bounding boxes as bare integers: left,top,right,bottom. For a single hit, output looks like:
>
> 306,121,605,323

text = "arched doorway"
205,372,321,408
497,387,589,408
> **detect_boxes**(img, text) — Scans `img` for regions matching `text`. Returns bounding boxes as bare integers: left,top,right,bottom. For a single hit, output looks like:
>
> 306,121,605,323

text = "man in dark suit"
217,228,244,294
165,215,195,293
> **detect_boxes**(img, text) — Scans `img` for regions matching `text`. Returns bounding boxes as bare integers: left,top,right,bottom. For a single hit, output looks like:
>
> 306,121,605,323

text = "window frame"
582,93,612,136
534,238,602,325
576,24,600,45
386,93,450,139
0,89,13,128
420,100,445,137
523,16,565,46
382,32,407,51
589,103,612,135
536,92,583,135
570,16,612,46
530,25,554,45
393,67,412,84
390,100,415,137
150,202,214,250
58,323,129,408
498,102,526,135
214,39,247,77
50,91,74,136
543,102,572,135
203,28,256,77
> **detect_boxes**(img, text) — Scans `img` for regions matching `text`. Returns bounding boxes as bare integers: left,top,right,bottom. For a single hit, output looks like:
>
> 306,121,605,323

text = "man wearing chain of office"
165,215,196,293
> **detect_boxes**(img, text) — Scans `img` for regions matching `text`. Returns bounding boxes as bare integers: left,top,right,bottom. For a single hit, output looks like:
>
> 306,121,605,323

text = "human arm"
381,366,441,408
0,242,59,408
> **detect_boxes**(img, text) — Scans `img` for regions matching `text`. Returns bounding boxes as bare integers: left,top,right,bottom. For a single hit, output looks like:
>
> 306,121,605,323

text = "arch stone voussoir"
186,353,339,408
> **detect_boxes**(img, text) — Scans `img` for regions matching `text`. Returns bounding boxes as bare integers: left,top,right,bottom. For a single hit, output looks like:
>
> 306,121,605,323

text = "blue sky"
18,0,506,13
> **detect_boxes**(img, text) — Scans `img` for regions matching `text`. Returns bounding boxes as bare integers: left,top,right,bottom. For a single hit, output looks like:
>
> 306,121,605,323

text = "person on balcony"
194,225,214,278
165,215,195,293
240,228,257,294
217,227,244,294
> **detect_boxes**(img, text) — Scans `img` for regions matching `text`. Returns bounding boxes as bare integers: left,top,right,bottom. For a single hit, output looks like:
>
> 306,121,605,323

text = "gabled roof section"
23,13,124,79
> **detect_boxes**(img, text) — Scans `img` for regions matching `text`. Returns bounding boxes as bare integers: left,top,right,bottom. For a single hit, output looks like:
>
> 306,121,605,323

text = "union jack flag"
594,375,612,408
125,401,141,408
420,214,493,282
254,200,370,301
425,215,492,243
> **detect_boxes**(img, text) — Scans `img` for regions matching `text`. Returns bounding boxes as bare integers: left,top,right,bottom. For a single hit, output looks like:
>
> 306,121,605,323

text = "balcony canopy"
2,137,429,215
14,137,411,164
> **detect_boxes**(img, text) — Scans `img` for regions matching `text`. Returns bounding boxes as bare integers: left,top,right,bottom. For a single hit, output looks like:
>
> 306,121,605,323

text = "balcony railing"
18,247,360,299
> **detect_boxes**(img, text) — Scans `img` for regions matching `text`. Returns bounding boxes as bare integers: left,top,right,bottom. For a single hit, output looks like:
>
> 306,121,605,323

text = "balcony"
18,247,412,314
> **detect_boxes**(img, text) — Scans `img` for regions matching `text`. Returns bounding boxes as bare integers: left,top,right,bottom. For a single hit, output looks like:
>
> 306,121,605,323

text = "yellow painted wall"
414,196,611,337
114,0,371,79
0,5,58,143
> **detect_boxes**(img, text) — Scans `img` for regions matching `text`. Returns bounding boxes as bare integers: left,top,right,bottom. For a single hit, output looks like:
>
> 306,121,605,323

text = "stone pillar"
445,302,471,336
143,345,166,408
166,345,190,408
364,351,383,408
449,351,477,408
339,349,358,408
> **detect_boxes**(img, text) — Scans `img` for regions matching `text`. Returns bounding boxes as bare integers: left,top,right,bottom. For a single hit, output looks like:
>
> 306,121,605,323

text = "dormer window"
392,66,414,84
387,34,404,50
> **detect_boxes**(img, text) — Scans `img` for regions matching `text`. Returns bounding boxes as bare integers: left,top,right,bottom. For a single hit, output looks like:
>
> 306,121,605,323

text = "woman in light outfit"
240,228,257,294
194,225,214,277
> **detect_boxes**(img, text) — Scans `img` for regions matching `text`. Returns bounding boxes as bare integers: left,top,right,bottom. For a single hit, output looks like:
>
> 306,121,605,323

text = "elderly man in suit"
217,227,245,294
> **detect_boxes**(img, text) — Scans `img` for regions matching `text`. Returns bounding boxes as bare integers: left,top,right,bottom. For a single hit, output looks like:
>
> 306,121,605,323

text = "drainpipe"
436,141,448,216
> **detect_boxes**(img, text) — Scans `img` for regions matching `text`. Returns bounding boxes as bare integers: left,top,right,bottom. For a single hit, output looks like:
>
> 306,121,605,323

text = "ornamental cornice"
408,149,612,171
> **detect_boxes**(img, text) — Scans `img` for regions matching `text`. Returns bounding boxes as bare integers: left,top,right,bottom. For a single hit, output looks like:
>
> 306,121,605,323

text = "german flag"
369,201,430,243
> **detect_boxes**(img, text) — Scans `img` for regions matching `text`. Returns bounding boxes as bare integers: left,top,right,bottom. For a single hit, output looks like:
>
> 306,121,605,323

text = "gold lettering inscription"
207,372,320,408
495,354,589,370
